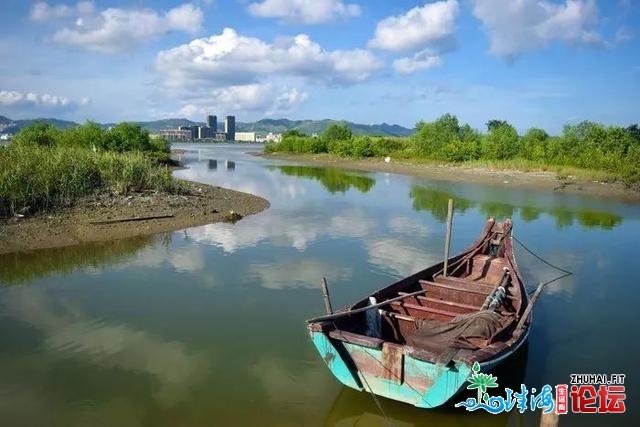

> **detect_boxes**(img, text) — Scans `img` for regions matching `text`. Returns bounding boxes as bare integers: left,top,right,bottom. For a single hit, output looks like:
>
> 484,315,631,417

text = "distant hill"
236,118,414,137
103,118,203,132
0,115,79,134
0,116,414,137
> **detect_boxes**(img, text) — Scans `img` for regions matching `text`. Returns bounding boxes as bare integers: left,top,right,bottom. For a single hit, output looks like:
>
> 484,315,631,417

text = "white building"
234,132,256,142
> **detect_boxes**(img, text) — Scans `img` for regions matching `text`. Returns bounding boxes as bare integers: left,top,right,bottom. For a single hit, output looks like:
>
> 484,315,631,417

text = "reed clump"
0,121,181,218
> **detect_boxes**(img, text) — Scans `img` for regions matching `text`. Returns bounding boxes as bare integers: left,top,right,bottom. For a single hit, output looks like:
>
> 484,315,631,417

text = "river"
1,143,638,426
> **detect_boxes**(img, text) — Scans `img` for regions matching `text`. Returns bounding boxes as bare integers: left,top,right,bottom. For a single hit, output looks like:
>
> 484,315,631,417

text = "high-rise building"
225,116,236,141
198,126,213,139
190,126,199,140
207,115,217,132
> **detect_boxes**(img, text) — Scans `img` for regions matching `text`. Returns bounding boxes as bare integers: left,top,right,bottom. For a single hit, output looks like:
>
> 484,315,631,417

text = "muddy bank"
0,180,269,254
261,152,640,202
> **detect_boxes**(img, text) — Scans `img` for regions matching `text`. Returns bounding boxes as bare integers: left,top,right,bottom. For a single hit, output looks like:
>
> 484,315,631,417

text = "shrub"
322,123,352,141
12,122,62,147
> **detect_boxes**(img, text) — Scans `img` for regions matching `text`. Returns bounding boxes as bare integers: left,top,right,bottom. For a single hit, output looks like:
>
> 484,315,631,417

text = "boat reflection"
323,342,529,427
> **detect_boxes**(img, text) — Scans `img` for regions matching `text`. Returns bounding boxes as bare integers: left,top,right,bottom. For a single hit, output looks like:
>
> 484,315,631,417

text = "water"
1,143,638,426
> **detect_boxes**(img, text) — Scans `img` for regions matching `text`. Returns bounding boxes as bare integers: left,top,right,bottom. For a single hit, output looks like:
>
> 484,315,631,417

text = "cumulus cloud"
0,89,90,109
369,0,459,52
174,84,308,118
155,27,379,114
368,0,458,74
393,51,443,74
156,28,381,88
248,0,361,24
41,2,203,53
30,1,95,21
471,0,606,59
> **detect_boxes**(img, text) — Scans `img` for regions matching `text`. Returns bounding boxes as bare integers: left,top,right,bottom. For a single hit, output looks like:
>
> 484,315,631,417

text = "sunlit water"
1,143,639,426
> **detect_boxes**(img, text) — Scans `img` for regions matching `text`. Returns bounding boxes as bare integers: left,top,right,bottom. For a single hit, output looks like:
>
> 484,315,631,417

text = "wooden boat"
307,218,531,409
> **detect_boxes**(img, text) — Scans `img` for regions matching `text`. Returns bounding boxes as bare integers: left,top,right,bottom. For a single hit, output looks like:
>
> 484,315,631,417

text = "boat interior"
325,219,526,361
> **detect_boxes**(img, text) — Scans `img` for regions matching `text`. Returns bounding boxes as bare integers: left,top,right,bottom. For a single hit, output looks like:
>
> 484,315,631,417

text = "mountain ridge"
0,115,414,137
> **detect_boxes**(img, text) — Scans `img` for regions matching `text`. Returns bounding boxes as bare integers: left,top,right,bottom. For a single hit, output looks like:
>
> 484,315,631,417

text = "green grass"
0,144,182,218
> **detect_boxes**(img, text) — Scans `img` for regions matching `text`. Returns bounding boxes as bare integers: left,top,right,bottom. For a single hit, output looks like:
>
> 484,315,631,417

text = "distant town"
0,114,415,142
155,114,281,143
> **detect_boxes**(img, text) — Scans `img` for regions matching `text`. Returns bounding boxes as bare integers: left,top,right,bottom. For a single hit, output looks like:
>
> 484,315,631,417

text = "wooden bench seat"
389,300,457,322
431,276,494,293
397,291,479,314
419,278,489,307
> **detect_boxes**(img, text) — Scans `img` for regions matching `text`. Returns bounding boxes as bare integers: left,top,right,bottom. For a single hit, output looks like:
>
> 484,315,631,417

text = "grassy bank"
265,116,640,185
0,121,180,218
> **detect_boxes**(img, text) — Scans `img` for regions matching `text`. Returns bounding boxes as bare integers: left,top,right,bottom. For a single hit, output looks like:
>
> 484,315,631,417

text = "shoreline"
0,179,269,255
260,152,640,203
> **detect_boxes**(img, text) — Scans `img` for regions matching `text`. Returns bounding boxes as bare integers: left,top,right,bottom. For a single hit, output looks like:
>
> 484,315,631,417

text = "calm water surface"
1,144,639,426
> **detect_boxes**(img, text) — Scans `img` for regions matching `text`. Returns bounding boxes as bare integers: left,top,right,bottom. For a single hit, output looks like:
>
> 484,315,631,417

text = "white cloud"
248,259,352,290
181,203,379,254
248,0,361,24
174,84,308,118
30,1,95,21
368,0,459,52
48,3,203,53
393,51,443,74
366,238,439,277
156,28,381,89
615,28,634,43
471,0,605,59
0,89,90,109
388,216,430,236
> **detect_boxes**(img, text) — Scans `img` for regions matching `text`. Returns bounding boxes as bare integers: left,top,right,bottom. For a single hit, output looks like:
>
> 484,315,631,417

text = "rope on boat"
357,358,393,427
512,235,573,277
511,234,574,333
330,320,394,427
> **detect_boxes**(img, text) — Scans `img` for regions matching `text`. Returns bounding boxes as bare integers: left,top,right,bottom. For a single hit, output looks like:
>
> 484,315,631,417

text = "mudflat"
0,180,269,254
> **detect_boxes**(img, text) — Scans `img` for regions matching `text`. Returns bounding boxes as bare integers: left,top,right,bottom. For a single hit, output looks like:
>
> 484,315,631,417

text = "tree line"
265,115,640,183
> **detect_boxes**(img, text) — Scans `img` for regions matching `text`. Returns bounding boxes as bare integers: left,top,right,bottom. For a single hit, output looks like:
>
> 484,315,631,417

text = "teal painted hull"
311,331,473,409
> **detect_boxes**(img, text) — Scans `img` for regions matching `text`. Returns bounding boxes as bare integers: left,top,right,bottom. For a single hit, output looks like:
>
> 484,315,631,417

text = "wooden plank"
399,292,480,311
382,343,404,384
435,275,495,292
423,278,492,295
390,301,460,318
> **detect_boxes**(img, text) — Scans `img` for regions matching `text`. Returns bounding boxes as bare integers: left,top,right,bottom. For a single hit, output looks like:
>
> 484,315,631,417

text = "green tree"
520,127,548,160
13,122,62,147
322,123,352,141
626,124,640,143
63,121,105,149
414,113,461,158
481,122,520,160
486,120,509,132
282,129,306,139
103,122,151,152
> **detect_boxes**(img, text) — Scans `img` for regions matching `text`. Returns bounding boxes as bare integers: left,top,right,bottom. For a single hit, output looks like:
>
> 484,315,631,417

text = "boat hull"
311,328,529,409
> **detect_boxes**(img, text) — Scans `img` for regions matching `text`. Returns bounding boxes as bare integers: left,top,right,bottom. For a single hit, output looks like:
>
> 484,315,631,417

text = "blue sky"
0,0,638,133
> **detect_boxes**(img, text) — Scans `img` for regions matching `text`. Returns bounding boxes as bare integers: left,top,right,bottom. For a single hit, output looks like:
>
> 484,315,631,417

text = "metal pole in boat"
320,277,333,315
443,198,454,277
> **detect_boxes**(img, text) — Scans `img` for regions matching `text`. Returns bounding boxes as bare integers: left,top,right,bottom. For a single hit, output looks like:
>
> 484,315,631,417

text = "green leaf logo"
467,362,499,403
